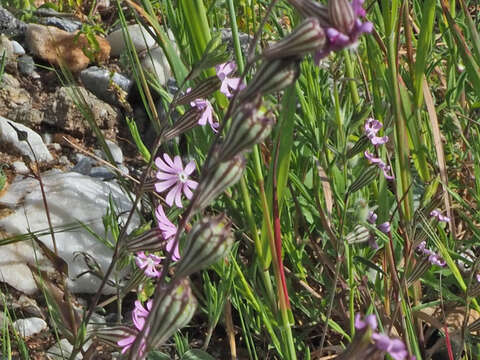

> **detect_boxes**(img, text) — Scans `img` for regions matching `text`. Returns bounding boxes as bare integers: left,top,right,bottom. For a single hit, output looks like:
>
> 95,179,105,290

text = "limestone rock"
107,24,156,57
140,46,172,86
0,170,139,294
0,116,53,162
13,317,48,337
25,24,110,72
80,66,133,106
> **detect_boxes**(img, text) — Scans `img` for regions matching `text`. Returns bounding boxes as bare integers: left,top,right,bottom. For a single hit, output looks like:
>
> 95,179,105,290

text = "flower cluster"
355,313,409,360
430,209,450,223
118,300,152,355
364,118,394,181
416,241,446,267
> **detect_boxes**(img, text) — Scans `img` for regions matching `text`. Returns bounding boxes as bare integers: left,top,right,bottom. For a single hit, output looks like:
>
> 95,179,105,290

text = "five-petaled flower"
216,62,245,98
117,300,152,355
135,252,162,278
155,204,180,261
155,154,198,208
190,98,219,132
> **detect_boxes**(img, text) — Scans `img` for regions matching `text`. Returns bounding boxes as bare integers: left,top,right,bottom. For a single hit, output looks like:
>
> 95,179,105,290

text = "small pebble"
12,161,29,174
10,40,25,55
13,317,47,338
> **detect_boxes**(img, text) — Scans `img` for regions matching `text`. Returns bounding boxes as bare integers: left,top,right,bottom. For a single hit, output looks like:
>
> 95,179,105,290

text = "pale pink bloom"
190,98,219,132
364,118,388,146
118,334,136,354
416,242,446,267
135,252,162,278
372,333,408,360
354,313,377,331
216,62,245,98
430,209,450,222
155,204,180,261
364,151,394,180
155,154,198,208
132,300,153,330
367,210,377,224
378,222,391,234
477,273,480,283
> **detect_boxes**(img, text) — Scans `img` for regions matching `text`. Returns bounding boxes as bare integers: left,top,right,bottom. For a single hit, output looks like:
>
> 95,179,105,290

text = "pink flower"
155,154,198,208
378,222,391,234
430,209,450,223
367,210,377,224
364,151,394,180
118,334,136,354
416,242,446,267
132,300,153,330
364,118,388,146
372,333,408,360
476,273,480,283
354,313,377,331
155,205,180,261
216,62,245,98
135,251,162,278
190,98,219,132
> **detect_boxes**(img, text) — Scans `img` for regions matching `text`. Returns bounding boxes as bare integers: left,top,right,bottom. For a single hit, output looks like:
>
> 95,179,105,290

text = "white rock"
47,338,82,360
107,24,156,57
140,46,172,86
104,139,123,164
11,40,25,55
0,170,139,294
13,317,47,337
12,161,29,174
0,117,53,162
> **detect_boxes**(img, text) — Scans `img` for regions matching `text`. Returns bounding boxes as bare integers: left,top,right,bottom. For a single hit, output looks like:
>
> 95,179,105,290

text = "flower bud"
263,18,326,60
191,154,246,213
171,76,221,107
125,228,166,253
162,107,203,141
328,0,356,35
218,99,273,162
129,279,197,358
287,0,330,26
175,214,233,278
240,59,300,102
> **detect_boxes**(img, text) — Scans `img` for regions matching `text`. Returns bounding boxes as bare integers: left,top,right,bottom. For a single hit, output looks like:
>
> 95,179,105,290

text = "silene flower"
155,154,198,208
364,151,394,180
216,62,245,98
372,333,408,360
354,313,377,331
315,0,373,61
190,98,219,132
155,204,180,261
364,118,388,146
135,251,162,278
117,300,152,355
416,241,446,267
430,209,451,223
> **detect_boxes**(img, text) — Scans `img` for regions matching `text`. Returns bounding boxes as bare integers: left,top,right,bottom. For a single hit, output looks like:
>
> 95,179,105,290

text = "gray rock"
47,339,82,360
107,24,156,57
13,317,48,337
220,28,250,54
48,86,120,137
18,55,35,75
0,6,26,38
103,139,123,164
0,170,139,294
140,46,171,86
40,17,82,33
10,40,25,55
0,117,53,162
80,66,133,106
71,157,94,175
90,166,115,180
12,161,29,174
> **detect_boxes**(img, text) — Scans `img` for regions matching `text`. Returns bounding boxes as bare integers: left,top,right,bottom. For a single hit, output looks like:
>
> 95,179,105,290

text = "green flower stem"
343,51,360,106
226,0,245,72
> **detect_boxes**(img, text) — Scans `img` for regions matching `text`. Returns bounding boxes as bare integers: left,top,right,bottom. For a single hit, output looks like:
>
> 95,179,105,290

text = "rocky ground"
0,4,194,359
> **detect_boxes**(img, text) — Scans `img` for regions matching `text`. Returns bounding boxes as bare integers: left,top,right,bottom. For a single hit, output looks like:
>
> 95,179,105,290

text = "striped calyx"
125,228,166,253
240,59,300,101
328,0,355,35
172,76,221,107
162,107,204,141
191,154,246,213
218,99,273,162
175,214,233,278
131,279,197,358
263,18,326,60
287,0,330,26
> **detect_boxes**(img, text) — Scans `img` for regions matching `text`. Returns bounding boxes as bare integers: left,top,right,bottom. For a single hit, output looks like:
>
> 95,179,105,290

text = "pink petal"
155,178,177,193
184,161,196,176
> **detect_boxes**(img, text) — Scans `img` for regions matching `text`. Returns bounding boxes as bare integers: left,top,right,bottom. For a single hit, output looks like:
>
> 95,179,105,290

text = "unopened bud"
240,59,300,102
287,0,331,26
162,107,203,141
172,76,221,107
263,18,326,60
328,0,355,34
191,154,246,213
175,214,233,278
125,228,165,253
218,99,273,162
